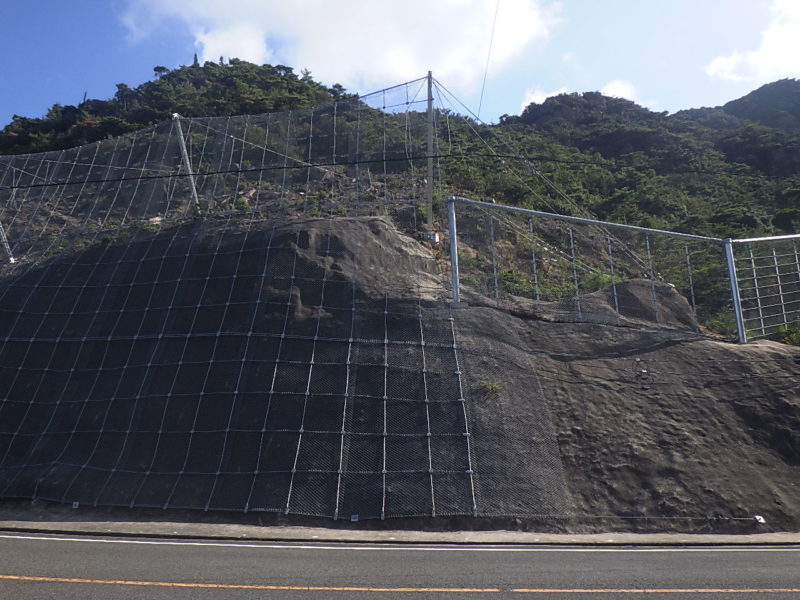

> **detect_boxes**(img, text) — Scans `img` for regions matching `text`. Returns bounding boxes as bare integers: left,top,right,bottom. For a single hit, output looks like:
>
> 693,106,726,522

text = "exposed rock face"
454,307,800,531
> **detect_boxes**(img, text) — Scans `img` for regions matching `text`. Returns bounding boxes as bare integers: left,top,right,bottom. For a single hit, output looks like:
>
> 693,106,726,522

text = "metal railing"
730,235,800,341
446,196,800,344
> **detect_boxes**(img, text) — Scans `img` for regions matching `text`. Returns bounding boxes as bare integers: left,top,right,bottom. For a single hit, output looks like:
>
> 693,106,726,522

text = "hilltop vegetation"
0,58,341,154
722,79,800,130
493,83,800,238
1,60,798,239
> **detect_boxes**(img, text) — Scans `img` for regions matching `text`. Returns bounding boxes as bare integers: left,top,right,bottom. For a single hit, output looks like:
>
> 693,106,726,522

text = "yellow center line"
2,575,799,594
1,575,495,593
512,589,800,594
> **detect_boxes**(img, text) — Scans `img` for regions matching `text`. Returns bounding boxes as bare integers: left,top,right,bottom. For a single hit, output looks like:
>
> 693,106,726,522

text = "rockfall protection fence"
446,196,800,343
0,75,447,277
1,69,797,346
0,77,573,521
0,75,798,524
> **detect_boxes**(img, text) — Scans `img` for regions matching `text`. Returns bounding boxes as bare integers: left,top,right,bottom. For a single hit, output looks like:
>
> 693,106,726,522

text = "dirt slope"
453,306,800,531
0,216,798,531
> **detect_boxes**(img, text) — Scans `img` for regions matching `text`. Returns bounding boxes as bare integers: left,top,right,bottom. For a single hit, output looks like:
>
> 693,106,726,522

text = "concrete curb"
2,520,799,546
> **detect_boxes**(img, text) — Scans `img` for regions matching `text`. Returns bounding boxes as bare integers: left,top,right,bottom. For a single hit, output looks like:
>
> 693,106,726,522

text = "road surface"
1,533,799,598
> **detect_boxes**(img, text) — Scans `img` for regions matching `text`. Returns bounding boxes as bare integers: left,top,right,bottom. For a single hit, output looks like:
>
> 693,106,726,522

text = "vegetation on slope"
722,78,800,130
497,86,800,238
1,60,798,240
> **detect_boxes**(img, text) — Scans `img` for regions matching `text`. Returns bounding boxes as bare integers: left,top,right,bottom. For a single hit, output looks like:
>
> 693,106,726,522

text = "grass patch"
478,379,505,396
772,321,800,346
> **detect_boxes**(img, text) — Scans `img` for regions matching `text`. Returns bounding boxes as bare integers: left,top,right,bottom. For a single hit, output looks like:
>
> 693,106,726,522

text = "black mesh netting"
0,219,494,518
0,213,578,519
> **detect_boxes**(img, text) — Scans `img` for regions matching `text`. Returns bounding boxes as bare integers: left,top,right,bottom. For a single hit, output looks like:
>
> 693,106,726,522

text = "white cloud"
706,0,800,83
600,79,659,109
121,0,560,94
706,53,749,83
600,80,638,101
196,23,274,66
520,86,568,110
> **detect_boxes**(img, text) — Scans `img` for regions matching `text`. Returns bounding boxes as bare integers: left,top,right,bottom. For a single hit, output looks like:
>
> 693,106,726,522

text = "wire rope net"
0,78,488,519
448,199,735,337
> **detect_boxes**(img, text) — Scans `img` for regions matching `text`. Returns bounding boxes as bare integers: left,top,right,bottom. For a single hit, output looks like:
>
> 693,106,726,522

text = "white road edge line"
0,534,798,552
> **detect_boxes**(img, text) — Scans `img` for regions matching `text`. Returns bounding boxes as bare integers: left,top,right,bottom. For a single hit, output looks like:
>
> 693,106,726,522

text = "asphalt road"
0,533,799,599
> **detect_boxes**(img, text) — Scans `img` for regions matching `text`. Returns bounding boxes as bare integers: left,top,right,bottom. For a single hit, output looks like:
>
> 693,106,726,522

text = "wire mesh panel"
449,199,734,338
0,77,437,277
733,238,800,340
0,207,490,519
0,122,183,268
0,77,482,519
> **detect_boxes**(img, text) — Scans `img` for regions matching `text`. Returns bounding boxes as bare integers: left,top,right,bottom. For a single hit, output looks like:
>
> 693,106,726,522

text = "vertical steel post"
490,214,499,301
303,107,314,213
684,244,697,322
568,227,581,317
528,217,540,302
724,238,747,344
448,199,460,304
172,113,201,208
794,243,800,283
0,219,14,263
426,71,434,235
331,101,338,213
772,247,788,326
749,247,766,336
645,234,662,327
382,91,389,221
608,235,620,321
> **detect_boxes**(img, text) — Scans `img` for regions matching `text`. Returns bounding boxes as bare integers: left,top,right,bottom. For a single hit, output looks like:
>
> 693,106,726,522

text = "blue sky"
1,0,798,128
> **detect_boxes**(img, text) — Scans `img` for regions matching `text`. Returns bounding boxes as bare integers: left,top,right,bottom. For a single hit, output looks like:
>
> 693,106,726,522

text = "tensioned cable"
0,156,175,177
1,151,792,193
477,0,501,120
433,77,585,217
434,79,660,271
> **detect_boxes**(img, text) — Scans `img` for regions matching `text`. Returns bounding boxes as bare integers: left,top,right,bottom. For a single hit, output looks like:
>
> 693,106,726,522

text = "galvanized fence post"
447,198,460,304
645,233,662,327
724,238,747,344
528,217,541,302
683,244,697,324
608,235,621,323
489,214,499,301
568,227,581,317
0,219,14,263
772,247,788,326
748,247,766,336
172,113,201,208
